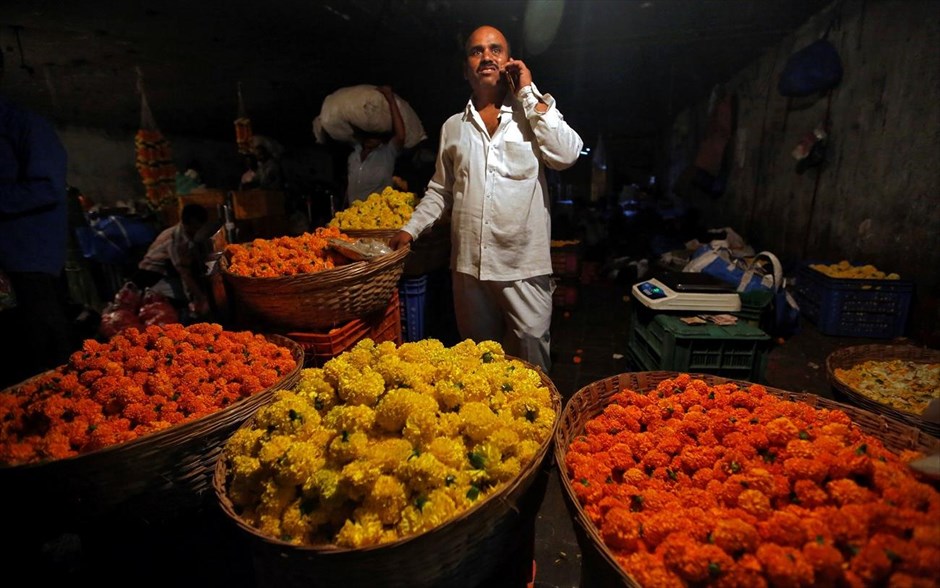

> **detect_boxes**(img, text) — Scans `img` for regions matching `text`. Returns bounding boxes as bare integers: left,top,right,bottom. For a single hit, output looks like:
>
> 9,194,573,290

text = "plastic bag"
313,85,427,149
99,305,144,339
778,38,843,97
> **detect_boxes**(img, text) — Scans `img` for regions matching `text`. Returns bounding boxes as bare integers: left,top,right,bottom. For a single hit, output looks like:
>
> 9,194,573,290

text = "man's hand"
503,59,533,91
388,230,413,251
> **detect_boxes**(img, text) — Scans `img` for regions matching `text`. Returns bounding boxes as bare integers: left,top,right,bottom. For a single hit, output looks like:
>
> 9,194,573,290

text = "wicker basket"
341,228,401,242
222,244,409,330
826,344,940,438
1,334,304,531
213,358,562,588
554,371,940,588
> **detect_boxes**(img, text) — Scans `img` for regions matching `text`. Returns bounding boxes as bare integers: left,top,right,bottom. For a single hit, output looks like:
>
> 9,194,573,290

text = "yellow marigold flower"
258,434,294,469
489,427,521,455
280,498,318,545
341,458,382,500
335,511,388,548
403,408,440,449
398,451,449,494
363,474,408,525
460,401,500,442
329,430,369,464
515,438,541,463
367,437,415,473
228,455,264,506
434,380,465,411
323,404,376,434
337,364,385,407
274,441,327,489
311,468,343,504
427,436,467,469
398,488,460,537
226,427,266,459
459,372,492,403
295,368,339,411
257,478,296,526
490,456,522,482
375,388,435,433
252,391,320,434
438,412,463,438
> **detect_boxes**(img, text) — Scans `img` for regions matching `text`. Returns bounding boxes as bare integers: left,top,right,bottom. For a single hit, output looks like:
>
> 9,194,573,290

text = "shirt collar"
462,92,516,121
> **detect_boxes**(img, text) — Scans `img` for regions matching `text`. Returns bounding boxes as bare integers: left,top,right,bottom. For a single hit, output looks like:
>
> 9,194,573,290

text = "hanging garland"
135,67,177,211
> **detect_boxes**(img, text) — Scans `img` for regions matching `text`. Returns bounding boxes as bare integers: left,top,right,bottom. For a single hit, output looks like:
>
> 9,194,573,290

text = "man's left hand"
504,58,533,91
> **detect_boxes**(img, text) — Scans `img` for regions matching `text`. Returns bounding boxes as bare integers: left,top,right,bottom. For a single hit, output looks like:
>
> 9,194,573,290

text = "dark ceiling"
3,0,830,148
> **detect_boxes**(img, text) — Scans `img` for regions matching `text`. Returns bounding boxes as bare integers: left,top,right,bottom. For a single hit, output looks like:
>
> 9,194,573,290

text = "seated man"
132,203,210,317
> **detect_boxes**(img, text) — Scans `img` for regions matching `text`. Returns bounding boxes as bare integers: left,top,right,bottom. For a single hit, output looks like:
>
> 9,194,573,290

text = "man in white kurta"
391,25,583,371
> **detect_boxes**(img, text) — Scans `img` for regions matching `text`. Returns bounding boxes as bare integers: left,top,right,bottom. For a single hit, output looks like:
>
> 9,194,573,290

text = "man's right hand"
389,230,413,250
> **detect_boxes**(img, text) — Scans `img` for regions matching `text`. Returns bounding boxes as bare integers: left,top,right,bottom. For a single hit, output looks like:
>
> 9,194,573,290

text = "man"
133,203,210,316
345,85,406,206
390,25,583,372
0,49,72,388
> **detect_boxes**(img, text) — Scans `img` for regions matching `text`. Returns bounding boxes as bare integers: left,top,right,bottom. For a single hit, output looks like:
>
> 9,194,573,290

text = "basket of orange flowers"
0,323,304,532
213,339,562,588
555,371,940,587
220,226,409,331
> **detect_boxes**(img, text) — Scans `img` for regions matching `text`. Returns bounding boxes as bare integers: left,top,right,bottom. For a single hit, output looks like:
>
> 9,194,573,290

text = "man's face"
464,27,510,93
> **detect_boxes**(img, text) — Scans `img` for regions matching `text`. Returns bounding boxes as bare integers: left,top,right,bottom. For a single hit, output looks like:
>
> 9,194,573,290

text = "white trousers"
452,272,554,372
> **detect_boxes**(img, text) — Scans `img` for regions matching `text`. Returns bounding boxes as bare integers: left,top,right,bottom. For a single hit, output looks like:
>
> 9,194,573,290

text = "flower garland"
565,374,940,586
329,186,416,230
134,128,177,210
224,226,353,278
0,323,297,466
221,338,555,548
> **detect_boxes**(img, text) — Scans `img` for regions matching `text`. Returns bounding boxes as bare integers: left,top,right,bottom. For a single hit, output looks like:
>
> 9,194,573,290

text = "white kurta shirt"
346,141,401,205
402,84,583,281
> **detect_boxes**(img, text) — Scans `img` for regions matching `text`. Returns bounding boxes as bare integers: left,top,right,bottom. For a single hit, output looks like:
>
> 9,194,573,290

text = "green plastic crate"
628,308,770,382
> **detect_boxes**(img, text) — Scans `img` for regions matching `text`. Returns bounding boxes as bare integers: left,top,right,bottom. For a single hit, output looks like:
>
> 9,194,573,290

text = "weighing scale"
632,272,742,312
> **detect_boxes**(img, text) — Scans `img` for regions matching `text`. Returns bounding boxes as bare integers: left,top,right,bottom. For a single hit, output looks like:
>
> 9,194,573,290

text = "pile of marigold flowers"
329,186,416,230
221,338,555,548
0,323,297,466
565,374,940,587
225,226,352,278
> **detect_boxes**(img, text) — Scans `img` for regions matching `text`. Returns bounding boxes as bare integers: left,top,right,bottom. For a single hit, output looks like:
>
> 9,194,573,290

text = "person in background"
345,85,406,207
132,203,210,317
249,135,285,190
0,49,72,388
389,25,583,373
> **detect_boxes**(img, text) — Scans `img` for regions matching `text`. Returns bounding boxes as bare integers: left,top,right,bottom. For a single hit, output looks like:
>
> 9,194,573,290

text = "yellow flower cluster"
810,260,900,280
222,338,555,549
329,186,417,230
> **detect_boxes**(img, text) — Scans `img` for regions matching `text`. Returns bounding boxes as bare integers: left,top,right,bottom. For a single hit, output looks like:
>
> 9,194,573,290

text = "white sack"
312,85,427,149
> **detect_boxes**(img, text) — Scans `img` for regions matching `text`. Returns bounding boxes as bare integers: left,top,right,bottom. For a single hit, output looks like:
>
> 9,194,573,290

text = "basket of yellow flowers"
213,338,561,588
329,186,416,241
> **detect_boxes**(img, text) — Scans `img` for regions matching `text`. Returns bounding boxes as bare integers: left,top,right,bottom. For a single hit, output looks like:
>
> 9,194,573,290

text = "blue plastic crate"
399,275,428,342
791,264,913,338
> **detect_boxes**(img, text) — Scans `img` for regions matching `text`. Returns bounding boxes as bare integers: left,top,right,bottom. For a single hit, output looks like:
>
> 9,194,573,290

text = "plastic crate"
628,307,770,381
399,275,428,342
285,291,401,366
791,264,913,338
551,243,581,278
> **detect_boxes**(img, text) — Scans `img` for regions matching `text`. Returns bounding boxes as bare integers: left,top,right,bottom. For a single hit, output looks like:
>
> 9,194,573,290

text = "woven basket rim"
213,355,562,555
553,370,940,587
826,344,940,423
0,333,304,472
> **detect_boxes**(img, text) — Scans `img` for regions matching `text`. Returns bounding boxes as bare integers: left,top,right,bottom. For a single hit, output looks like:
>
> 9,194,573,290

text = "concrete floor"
12,274,892,587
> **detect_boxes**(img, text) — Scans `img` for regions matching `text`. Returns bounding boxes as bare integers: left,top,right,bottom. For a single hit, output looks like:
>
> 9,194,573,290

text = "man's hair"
180,203,209,226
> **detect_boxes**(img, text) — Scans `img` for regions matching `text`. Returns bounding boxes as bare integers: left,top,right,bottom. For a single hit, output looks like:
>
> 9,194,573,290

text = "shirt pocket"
501,141,539,180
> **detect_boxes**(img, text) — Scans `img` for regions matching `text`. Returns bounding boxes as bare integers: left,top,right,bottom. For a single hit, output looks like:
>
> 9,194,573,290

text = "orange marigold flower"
758,510,807,548
737,489,773,519
712,517,759,555
801,540,844,585
621,550,685,587
601,507,644,552
827,478,875,506
756,543,815,588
